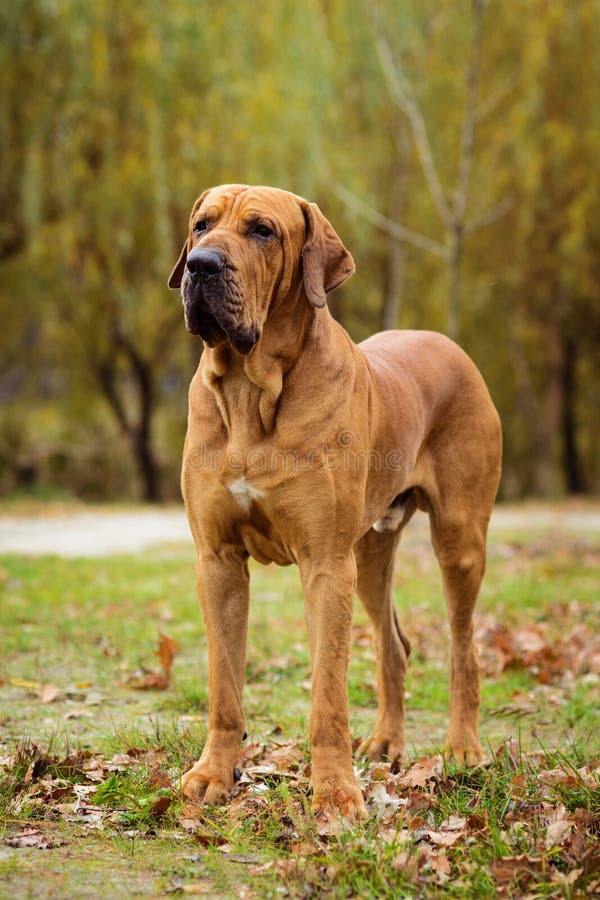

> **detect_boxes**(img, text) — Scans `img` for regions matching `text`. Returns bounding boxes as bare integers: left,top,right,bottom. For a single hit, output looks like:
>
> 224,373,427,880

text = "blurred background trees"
1,0,598,502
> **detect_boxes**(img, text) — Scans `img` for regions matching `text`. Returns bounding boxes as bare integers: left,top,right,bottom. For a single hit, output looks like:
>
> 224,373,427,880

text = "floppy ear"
167,242,188,289
168,189,213,289
300,201,355,308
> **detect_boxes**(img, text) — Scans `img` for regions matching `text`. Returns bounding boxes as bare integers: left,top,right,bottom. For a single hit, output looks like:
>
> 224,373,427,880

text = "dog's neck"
200,283,322,435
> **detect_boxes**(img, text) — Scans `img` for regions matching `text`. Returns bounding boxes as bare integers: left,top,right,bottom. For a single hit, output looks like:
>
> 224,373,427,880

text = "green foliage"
1,0,599,499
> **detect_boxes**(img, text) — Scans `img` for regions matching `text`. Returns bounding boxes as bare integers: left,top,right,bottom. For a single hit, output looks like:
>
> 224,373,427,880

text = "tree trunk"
561,336,586,494
133,426,161,503
382,132,409,331
95,335,162,503
532,315,564,496
447,223,463,341
125,337,162,503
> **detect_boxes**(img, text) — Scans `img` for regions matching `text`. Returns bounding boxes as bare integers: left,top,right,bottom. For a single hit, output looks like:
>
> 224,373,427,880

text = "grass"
0,508,599,897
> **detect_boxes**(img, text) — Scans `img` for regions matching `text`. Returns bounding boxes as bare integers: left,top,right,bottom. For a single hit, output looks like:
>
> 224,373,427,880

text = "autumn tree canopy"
1,0,598,500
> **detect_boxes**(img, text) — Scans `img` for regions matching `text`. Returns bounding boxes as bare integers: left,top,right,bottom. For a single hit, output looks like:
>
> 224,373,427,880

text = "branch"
95,354,133,438
367,3,453,229
464,196,513,234
476,77,516,123
329,177,449,261
454,0,486,226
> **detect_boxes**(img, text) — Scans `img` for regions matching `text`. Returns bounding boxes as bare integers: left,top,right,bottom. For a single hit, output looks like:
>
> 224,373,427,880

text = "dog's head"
167,185,354,355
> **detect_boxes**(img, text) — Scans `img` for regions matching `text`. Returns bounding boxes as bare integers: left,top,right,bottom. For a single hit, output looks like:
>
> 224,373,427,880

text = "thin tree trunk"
561,336,585,494
382,132,409,330
133,423,161,503
532,315,564,496
95,335,162,503
369,0,487,341
447,223,463,342
118,331,162,503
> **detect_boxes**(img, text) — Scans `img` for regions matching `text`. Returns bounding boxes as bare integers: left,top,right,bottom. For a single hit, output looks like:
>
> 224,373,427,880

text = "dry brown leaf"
4,827,64,850
426,817,467,848
391,845,429,881
63,707,93,720
156,633,179,680
290,839,320,856
262,741,305,771
181,884,214,895
148,767,173,790
540,803,573,849
38,684,61,704
491,854,547,888
129,672,171,691
23,753,48,785
428,848,452,882
366,781,405,819
494,738,522,770
150,794,173,820
128,633,179,690
407,789,436,811
398,755,443,789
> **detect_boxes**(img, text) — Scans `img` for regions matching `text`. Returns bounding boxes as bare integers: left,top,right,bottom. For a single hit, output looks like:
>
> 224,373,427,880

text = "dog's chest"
227,476,264,514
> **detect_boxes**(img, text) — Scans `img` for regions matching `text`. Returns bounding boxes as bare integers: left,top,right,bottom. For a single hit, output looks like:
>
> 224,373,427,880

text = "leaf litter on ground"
2,726,599,896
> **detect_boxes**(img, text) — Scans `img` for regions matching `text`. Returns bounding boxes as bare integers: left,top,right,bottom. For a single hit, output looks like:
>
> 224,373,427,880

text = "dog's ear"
168,189,213,289
167,242,188,289
300,201,355,308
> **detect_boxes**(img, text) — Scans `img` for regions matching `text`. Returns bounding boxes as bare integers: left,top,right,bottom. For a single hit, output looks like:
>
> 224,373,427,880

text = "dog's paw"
312,779,368,835
181,766,233,810
358,732,404,768
444,740,484,766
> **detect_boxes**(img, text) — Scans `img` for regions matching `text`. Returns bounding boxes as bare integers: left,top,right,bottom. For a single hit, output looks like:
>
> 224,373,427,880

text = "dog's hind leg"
427,505,490,764
355,500,415,766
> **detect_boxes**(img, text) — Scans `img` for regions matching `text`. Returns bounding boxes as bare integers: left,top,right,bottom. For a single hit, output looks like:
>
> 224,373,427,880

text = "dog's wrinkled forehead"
191,184,305,237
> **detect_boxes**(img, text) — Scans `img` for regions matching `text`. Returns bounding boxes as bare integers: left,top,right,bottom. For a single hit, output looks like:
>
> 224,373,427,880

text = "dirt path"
0,502,598,557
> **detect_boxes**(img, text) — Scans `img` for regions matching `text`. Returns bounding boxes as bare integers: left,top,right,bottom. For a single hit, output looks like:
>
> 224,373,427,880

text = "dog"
168,184,502,826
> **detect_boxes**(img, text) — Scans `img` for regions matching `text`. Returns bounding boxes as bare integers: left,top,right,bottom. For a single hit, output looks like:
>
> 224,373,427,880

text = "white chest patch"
228,477,264,514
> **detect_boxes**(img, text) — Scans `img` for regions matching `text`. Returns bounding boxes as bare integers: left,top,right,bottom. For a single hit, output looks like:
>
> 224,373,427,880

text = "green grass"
0,514,599,897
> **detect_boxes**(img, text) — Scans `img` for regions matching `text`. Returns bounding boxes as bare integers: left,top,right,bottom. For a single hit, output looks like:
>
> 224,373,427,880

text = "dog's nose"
186,248,226,278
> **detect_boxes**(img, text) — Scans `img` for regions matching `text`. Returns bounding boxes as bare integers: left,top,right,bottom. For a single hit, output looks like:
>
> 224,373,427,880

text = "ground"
0,501,598,898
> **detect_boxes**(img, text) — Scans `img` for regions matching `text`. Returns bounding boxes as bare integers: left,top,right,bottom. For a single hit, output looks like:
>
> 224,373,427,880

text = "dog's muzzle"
182,249,259,355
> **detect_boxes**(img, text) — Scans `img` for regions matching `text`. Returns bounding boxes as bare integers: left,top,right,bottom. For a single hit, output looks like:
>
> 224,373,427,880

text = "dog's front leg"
300,553,367,828
181,545,249,806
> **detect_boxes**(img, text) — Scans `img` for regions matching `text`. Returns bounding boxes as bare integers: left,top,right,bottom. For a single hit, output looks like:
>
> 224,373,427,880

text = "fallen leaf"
23,753,49,785
63,708,93,720
428,848,452,882
127,633,179,690
8,677,41,690
4,827,64,850
129,672,170,690
426,817,467,848
156,633,179,681
148,767,173,790
494,738,522,770
150,794,173,820
220,852,260,864
38,684,61,704
490,854,546,888
398,755,444,789
366,781,406,818
543,803,573,849
181,884,214,895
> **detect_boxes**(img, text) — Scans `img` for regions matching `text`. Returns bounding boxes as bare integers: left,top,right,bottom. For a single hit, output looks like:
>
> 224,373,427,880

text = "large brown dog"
168,184,502,826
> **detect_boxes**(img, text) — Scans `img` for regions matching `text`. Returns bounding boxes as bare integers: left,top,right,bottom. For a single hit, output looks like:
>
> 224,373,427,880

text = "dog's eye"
193,220,208,235
251,223,275,239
